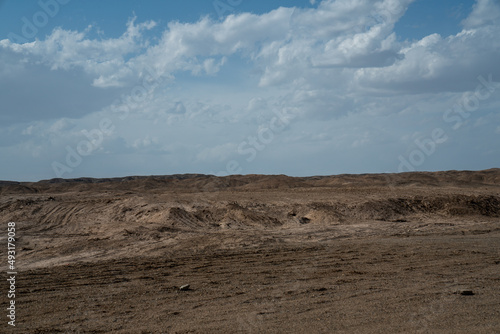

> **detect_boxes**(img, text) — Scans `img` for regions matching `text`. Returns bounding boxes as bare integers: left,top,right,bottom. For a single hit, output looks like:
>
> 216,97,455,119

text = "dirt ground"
1,169,500,333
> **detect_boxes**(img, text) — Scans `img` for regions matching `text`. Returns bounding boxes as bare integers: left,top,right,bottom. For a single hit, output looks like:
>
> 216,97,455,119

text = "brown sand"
1,169,500,333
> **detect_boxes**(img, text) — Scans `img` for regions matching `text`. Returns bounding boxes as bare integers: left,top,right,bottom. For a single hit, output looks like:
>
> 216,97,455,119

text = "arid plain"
1,169,500,333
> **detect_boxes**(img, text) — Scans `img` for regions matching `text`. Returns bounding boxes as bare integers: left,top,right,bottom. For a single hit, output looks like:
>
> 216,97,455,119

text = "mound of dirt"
354,195,500,221
1,169,500,236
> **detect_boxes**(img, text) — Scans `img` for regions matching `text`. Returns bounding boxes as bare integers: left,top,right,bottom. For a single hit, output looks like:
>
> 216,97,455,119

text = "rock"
179,284,190,291
299,217,311,224
459,290,474,296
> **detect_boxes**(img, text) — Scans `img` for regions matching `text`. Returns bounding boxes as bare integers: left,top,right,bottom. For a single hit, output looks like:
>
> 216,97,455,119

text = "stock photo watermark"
398,74,498,173
51,119,115,178
213,0,243,19
237,108,296,164
51,66,164,178
8,0,71,44
192,106,297,205
407,278,469,333
206,106,297,180
6,222,17,327
365,2,400,31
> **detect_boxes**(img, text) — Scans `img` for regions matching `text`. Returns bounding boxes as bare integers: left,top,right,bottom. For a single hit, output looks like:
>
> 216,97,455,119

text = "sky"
0,0,499,181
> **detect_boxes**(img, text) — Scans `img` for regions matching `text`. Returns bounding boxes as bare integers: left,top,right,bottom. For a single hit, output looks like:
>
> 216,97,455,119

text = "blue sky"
0,0,499,181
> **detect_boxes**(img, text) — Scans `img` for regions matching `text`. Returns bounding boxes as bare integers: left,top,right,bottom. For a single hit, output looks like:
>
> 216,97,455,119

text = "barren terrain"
1,169,500,333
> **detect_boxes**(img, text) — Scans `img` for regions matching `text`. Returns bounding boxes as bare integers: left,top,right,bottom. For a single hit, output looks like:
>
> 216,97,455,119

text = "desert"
3,0,500,332
1,169,499,333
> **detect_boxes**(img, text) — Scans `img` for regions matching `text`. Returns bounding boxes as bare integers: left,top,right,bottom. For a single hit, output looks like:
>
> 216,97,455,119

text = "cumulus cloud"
355,26,500,93
1,17,156,87
462,0,500,28
5,0,497,104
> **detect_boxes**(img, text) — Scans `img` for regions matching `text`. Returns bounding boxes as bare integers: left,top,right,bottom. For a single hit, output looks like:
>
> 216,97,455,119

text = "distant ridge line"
1,168,499,185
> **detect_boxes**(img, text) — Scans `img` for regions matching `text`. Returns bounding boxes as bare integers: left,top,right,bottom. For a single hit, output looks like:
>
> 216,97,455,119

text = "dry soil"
1,169,500,333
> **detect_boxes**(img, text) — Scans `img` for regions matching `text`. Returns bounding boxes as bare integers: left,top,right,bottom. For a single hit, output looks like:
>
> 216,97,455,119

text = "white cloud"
132,136,160,149
3,0,499,100
0,17,156,88
47,118,76,133
462,0,500,28
354,25,500,93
